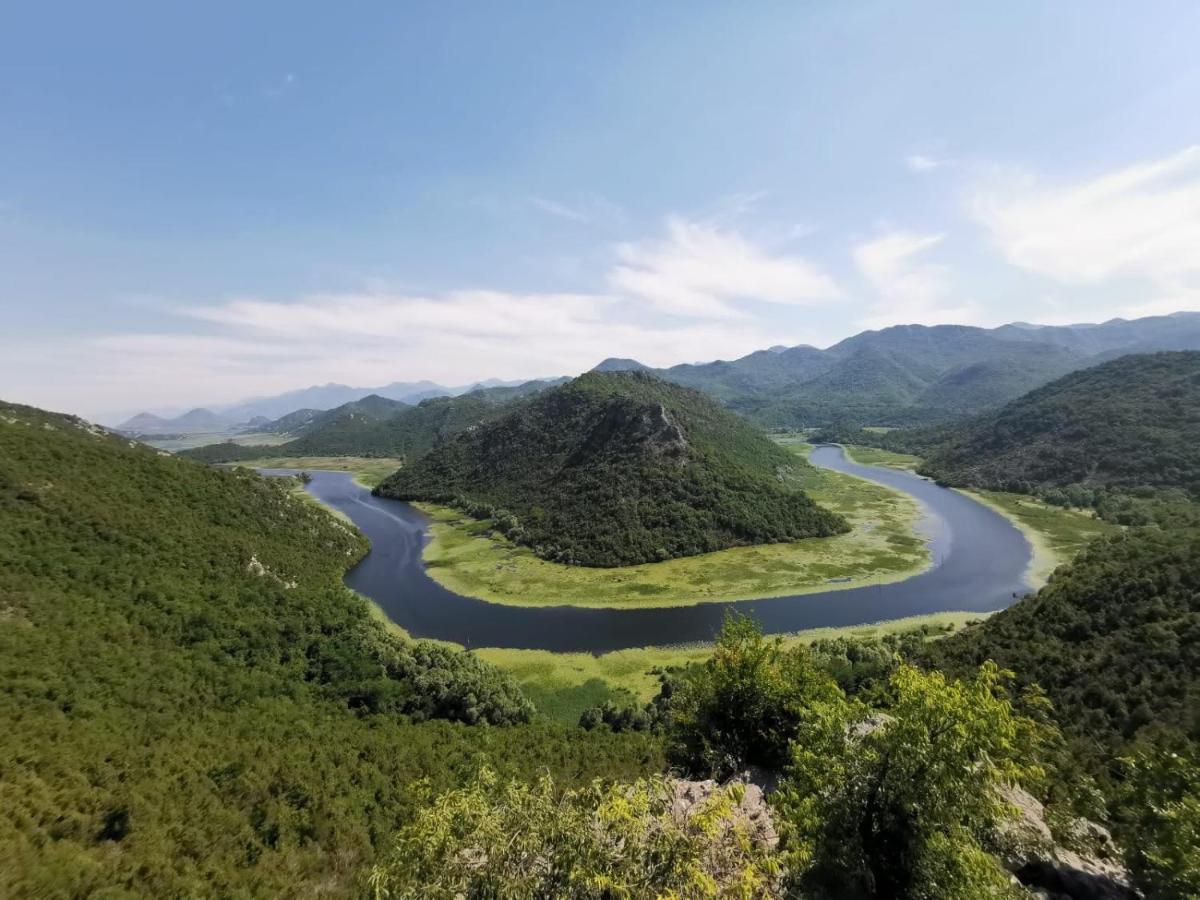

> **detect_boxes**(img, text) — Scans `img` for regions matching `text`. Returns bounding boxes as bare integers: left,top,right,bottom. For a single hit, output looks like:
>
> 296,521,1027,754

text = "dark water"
262,446,1031,651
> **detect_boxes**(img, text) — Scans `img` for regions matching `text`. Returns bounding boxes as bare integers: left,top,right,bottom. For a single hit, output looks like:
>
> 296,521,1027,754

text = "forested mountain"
600,313,1200,426
0,401,659,895
376,371,848,566
913,352,1200,498
924,525,1200,768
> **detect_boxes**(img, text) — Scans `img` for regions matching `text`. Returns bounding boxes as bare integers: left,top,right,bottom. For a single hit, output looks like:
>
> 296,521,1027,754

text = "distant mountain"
117,407,229,435
215,381,448,423
375,371,848,567
116,412,169,433
916,352,1200,497
211,377,563,424
172,408,226,428
629,313,1200,426
180,379,559,463
140,312,1200,433
255,407,324,434
992,312,1200,356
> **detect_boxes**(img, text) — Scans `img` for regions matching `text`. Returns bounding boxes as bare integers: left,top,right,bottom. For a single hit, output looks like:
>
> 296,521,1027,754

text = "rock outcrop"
996,784,1139,899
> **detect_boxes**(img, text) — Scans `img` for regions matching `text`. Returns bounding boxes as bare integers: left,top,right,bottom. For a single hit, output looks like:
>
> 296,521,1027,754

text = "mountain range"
115,377,559,433
593,312,1200,427
913,351,1200,499
179,378,566,463
147,312,1200,440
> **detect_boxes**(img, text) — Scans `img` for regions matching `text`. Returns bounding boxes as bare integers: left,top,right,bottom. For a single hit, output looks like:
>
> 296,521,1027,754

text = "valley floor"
223,451,1115,724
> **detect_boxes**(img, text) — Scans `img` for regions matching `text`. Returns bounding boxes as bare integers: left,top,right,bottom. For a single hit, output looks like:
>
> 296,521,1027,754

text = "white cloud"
5,291,804,420
2,217,847,418
609,216,840,319
853,230,978,330
973,145,1200,296
905,154,946,173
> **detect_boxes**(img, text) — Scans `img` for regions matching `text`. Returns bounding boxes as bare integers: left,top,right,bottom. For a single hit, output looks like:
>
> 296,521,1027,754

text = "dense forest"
0,401,661,896
924,526,1200,769
376,371,848,566
386,616,1200,898
902,353,1200,499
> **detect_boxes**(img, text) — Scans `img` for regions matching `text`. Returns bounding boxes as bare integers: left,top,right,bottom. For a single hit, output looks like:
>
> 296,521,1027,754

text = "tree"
777,663,1050,899
667,614,843,779
1120,736,1200,899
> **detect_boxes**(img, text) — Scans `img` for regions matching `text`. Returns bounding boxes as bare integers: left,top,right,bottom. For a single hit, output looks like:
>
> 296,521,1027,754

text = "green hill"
0,401,660,894
376,371,848,567
923,525,1200,766
917,352,1200,498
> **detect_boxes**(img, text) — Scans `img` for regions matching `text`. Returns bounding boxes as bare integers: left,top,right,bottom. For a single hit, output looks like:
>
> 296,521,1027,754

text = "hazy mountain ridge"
178,378,561,463
127,313,1200,435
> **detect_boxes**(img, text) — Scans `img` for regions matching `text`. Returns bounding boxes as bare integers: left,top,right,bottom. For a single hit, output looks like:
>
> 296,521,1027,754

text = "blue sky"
3,1,1200,419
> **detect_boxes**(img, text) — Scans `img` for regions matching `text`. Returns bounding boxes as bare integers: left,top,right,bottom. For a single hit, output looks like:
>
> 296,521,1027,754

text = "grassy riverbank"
413,445,929,609
836,443,1113,585
961,488,1116,585
842,444,923,470
475,612,982,723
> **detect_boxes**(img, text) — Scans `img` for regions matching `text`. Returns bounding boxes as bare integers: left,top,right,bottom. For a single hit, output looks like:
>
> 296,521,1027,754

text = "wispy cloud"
3,215,845,417
973,145,1200,299
905,154,949,173
609,216,840,319
853,230,977,330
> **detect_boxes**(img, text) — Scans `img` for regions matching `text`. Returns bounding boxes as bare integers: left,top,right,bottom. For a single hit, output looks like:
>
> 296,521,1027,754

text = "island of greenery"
375,371,849,567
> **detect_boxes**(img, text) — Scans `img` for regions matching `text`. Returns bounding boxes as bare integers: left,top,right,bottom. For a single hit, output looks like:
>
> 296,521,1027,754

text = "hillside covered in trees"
0,401,661,895
925,526,1200,767
910,353,1200,499
376,371,849,566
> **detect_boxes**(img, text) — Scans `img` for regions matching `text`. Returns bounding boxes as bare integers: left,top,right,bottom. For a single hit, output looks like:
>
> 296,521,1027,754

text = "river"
263,445,1031,652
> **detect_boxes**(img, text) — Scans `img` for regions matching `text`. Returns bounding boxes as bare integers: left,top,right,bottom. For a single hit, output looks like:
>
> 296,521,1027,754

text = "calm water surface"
262,445,1031,651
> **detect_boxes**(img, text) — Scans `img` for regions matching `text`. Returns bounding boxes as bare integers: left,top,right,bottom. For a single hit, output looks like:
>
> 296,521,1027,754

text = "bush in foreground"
367,768,781,899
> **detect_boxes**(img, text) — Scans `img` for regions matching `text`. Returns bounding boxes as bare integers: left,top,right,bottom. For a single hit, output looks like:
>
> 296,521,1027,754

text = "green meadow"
842,443,923,470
